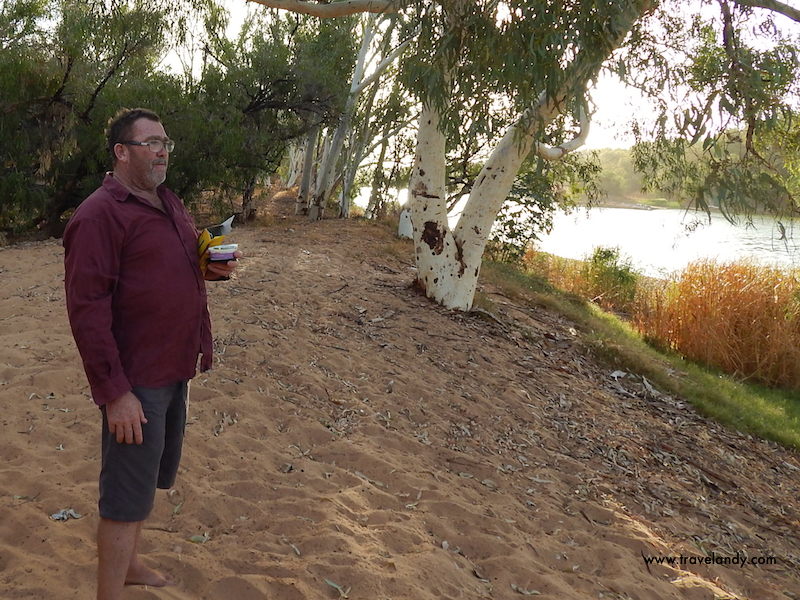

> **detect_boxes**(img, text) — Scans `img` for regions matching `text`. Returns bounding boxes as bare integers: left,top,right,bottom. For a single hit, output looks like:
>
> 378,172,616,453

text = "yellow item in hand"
197,215,235,275
197,229,226,275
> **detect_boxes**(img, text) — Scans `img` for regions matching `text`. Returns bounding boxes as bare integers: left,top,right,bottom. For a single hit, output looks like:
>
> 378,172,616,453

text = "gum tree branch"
732,0,800,22
245,0,398,18
533,107,591,161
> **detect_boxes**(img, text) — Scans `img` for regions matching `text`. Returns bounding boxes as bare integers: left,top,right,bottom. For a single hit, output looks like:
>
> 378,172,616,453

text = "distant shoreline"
577,196,684,211
584,200,661,211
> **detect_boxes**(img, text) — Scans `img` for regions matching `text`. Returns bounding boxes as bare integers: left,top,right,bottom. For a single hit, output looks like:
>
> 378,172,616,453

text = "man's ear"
113,143,127,163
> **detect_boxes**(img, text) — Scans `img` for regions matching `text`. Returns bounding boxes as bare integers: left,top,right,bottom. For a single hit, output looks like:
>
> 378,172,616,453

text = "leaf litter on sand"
50,508,82,521
324,578,350,598
511,583,541,595
13,492,40,503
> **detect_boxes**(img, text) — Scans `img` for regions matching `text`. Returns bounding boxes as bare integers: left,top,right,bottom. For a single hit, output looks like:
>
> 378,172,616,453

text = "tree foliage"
626,0,800,224
0,0,352,235
1,0,173,232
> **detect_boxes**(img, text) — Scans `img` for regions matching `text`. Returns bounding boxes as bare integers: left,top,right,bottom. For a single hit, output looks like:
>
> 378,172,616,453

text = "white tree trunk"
365,133,389,218
248,0,396,18
409,93,585,310
451,95,557,285
285,141,304,188
249,0,653,308
309,15,377,220
408,105,476,310
406,0,650,310
338,74,381,218
312,18,415,220
296,124,319,215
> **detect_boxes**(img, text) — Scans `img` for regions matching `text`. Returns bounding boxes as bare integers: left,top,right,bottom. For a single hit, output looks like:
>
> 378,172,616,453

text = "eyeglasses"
120,139,175,153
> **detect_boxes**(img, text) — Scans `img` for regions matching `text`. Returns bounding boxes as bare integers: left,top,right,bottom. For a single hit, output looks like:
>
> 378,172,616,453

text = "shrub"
580,247,639,313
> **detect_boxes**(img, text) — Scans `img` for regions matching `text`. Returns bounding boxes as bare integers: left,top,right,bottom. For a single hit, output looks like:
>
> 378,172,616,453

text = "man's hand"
105,391,148,444
204,250,243,281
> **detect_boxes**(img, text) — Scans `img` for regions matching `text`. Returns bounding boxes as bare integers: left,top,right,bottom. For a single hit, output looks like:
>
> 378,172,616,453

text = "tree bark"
241,174,258,222
407,0,653,310
251,0,654,309
732,0,800,22
296,124,318,215
308,16,377,220
285,141,304,188
365,134,389,218
408,104,474,309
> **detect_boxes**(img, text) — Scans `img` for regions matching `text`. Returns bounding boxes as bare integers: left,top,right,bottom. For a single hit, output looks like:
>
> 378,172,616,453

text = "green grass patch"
481,260,800,450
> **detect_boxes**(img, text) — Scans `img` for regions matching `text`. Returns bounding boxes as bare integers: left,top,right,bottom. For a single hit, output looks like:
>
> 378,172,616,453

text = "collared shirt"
63,173,212,406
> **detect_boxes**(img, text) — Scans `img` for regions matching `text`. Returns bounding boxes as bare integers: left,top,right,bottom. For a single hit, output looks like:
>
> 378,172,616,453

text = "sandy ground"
1,194,799,599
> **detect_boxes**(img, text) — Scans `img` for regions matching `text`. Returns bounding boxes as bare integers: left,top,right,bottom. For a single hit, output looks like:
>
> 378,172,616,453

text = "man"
63,108,240,599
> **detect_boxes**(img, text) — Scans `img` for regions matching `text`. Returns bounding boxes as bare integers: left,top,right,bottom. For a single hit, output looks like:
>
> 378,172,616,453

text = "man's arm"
63,216,131,405
64,216,149,443
105,391,148,444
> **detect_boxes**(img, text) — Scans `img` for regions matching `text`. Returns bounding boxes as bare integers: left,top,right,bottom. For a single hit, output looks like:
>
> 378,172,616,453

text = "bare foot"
125,559,174,587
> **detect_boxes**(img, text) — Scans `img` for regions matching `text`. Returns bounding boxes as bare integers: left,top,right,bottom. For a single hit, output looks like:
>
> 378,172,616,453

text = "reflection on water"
535,207,800,277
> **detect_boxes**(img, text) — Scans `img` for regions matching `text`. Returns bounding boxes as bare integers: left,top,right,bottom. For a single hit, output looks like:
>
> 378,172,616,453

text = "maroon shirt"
63,173,213,406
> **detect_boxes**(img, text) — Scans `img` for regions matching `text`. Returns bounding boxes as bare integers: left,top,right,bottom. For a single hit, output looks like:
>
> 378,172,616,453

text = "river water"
535,207,800,277
355,188,799,277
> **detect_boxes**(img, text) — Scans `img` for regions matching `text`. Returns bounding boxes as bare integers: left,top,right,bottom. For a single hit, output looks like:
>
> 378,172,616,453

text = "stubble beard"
150,162,167,187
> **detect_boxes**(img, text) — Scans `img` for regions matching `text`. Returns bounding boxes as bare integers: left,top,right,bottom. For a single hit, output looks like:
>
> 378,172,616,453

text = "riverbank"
481,254,800,444
577,197,679,210
507,245,800,393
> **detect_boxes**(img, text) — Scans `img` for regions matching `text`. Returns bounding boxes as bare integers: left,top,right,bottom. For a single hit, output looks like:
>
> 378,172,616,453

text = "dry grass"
523,249,800,391
634,260,800,390
522,247,638,314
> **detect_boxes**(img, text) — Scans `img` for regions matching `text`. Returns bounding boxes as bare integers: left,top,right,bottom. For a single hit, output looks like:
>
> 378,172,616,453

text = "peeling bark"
421,221,444,254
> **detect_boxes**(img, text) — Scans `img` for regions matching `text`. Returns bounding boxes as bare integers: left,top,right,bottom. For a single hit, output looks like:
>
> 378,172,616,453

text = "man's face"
117,118,170,188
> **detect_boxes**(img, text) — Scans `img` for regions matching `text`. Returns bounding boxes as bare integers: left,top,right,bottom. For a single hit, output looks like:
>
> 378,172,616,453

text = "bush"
581,247,639,313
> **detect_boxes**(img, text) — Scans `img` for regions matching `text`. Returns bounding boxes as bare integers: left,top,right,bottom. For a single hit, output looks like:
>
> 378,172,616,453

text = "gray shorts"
99,381,188,522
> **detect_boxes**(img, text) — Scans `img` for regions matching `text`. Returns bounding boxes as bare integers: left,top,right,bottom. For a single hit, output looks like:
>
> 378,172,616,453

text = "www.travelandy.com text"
642,552,777,569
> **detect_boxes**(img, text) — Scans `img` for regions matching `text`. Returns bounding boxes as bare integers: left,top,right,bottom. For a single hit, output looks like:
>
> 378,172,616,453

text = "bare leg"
97,518,139,600
125,521,172,587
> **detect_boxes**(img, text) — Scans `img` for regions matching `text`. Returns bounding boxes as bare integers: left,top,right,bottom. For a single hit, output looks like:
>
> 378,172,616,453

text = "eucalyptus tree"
284,14,360,215
0,0,359,234
0,0,185,234
194,9,350,220
284,140,305,187
301,13,376,219
339,62,417,217
245,0,800,311
0,0,53,231
286,12,416,219
628,4,800,225
364,111,416,218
